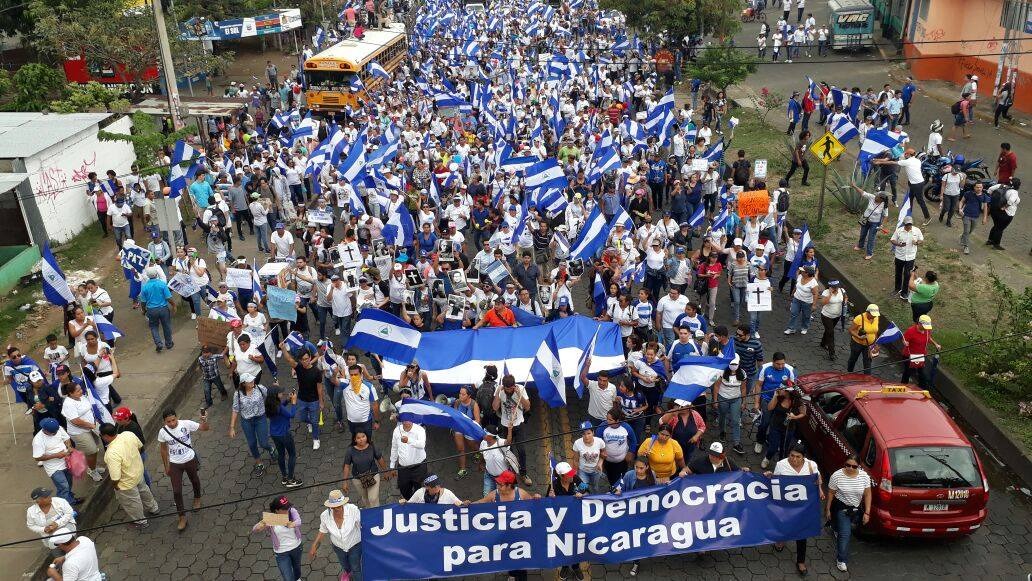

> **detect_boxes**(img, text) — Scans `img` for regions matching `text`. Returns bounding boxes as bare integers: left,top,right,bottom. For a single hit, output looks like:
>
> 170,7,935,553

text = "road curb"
27,357,201,581
812,245,1032,487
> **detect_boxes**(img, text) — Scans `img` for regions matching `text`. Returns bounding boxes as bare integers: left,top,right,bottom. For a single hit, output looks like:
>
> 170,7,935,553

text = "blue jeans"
659,327,676,350
833,507,859,563
749,309,762,334
202,376,227,408
145,305,174,348
483,471,499,496
240,415,273,460
755,403,773,444
332,542,363,580
730,286,747,322
271,434,296,479
114,224,131,248
184,291,202,316
324,378,343,422
312,304,330,339
335,315,353,338
274,545,303,581
857,221,880,256
717,394,743,445
581,470,602,492
296,399,321,439
51,468,75,505
255,223,271,253
787,298,813,331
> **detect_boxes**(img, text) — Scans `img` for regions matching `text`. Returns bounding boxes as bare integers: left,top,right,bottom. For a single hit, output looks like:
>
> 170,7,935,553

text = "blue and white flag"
368,60,391,80
687,203,706,228
348,75,366,92
703,140,726,163
337,135,368,183
645,88,675,135
609,207,634,231
346,308,422,364
513,307,544,327
569,204,609,260
831,116,859,144
40,243,75,306
896,192,913,230
831,87,864,120
168,139,202,198
575,324,600,398
876,322,903,345
382,205,416,247
313,26,326,50
287,113,318,147
500,155,538,173
529,330,566,407
586,145,620,184
788,224,814,277
858,129,903,174
251,264,264,303
711,206,731,232
398,397,486,440
524,158,568,191
284,330,306,351
81,371,114,425
592,273,606,317
665,354,734,402
93,313,123,342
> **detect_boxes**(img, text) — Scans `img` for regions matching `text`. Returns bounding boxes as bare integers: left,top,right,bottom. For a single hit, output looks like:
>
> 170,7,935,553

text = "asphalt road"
64,272,1032,580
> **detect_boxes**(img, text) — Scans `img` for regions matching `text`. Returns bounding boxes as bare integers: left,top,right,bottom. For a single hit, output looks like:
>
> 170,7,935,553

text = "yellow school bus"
304,23,407,112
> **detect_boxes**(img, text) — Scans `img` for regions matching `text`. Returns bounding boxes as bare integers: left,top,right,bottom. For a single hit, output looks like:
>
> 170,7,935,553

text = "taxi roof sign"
856,386,930,399
809,132,845,165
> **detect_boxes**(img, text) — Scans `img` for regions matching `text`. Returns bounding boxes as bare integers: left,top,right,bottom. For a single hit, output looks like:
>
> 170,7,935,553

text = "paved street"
76,278,1032,580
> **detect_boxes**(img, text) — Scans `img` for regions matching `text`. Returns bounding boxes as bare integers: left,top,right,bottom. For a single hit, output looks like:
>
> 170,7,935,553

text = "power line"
2,329,1021,548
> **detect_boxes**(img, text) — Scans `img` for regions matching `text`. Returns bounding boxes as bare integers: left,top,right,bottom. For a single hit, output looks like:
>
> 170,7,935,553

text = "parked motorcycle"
918,152,992,202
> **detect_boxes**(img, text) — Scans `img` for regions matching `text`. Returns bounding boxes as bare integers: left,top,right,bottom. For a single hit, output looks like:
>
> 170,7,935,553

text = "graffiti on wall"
32,152,97,201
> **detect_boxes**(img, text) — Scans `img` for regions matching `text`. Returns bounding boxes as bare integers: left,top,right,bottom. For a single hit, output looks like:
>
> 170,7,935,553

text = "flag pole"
4,385,17,445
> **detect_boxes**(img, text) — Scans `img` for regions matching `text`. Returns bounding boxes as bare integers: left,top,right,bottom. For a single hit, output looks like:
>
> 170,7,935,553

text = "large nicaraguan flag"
346,308,422,364
398,397,486,440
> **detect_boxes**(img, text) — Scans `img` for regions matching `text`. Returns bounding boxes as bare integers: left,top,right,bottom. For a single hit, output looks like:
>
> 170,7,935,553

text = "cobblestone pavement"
79,281,1031,580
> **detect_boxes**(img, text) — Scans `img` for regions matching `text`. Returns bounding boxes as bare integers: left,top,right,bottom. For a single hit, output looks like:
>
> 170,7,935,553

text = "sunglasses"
845,463,860,469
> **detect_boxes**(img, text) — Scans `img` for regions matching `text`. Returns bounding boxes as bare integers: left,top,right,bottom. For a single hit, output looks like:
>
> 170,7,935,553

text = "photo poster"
225,267,253,289
374,256,394,278
568,258,585,278
466,266,481,286
403,290,417,315
439,240,455,262
449,269,469,293
342,268,361,293
431,279,448,300
746,281,773,312
538,284,554,310
168,273,200,298
405,268,424,289
446,294,466,320
372,237,390,258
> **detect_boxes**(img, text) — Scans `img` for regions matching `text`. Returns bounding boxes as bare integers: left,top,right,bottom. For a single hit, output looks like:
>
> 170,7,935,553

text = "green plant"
4,64,66,112
686,44,757,92
50,82,131,113
829,168,876,215
98,111,195,170
753,87,785,123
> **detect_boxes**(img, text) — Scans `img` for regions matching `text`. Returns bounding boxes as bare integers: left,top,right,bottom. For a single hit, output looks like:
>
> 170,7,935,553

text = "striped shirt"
829,469,872,508
734,337,764,376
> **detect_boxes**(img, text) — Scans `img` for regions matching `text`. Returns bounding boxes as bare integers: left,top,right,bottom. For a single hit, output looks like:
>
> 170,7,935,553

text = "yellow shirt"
105,432,145,490
852,314,880,345
638,437,684,479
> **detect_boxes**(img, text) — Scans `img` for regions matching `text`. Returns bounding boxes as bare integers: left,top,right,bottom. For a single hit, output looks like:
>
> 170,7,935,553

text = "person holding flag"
57,365,108,482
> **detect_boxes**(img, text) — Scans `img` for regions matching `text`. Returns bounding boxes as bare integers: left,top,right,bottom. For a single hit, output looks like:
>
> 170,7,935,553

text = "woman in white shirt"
76,331,118,407
252,497,303,581
309,490,362,579
767,443,824,576
242,303,269,341
785,266,819,335
825,454,872,573
818,280,847,359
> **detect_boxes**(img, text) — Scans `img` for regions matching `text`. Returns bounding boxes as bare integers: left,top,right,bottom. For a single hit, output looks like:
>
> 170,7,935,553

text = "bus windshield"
304,70,356,92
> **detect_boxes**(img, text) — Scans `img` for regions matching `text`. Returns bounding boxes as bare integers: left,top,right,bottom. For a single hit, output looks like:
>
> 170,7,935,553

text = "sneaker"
559,568,570,581
761,458,770,469
335,329,341,336
289,479,304,488
457,469,469,479
783,329,795,335
733,444,745,455
307,424,313,433
97,465,106,474
252,463,266,477
281,477,290,487
629,563,639,576
313,439,321,450
752,332,761,339
754,442,764,454
521,474,534,486
336,420,346,432
922,219,931,226
963,246,970,255
191,313,197,320
836,562,848,572
167,342,174,350
800,329,807,335
88,469,103,482
155,346,163,353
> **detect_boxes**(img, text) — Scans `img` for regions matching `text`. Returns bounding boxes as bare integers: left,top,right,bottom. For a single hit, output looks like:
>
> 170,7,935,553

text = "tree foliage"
170,0,279,21
50,82,132,114
599,0,741,45
98,111,194,171
686,43,757,91
2,64,67,112
29,0,233,92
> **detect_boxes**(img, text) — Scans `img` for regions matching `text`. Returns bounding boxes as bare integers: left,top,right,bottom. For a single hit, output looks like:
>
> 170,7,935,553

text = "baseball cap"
708,442,724,455
28,369,44,383
866,304,880,316
239,372,257,383
733,237,743,246
274,222,285,229
112,407,133,422
423,474,440,487
495,470,518,485
903,216,914,225
55,364,70,376
30,487,52,500
554,461,576,478
918,314,932,329
579,420,594,431
39,418,60,434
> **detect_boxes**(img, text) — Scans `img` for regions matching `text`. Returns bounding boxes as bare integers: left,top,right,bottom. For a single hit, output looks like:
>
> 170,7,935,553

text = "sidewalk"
0,234,261,578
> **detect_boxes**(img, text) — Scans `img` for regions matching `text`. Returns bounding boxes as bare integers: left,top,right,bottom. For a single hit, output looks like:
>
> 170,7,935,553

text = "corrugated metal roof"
0,113,113,160
0,172,29,193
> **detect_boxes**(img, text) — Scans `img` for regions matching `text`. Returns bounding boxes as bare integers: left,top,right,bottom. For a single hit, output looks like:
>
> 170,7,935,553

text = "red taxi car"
795,372,989,537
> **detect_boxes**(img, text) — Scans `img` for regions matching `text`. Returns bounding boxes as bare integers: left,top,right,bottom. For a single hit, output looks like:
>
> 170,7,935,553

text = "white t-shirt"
774,457,820,478
793,277,819,303
107,204,133,228
61,396,95,436
341,380,375,423
494,384,528,427
572,437,605,474
480,437,509,476
586,381,617,420
32,427,70,476
925,132,943,155
318,505,361,551
897,156,924,185
60,536,103,581
233,342,263,377
656,294,689,329
157,420,200,464
820,288,845,318
271,231,295,259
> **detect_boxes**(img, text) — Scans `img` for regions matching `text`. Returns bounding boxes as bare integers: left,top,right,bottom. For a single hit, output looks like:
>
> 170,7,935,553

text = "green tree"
4,64,67,112
29,0,232,97
686,44,757,92
0,70,11,100
599,0,740,45
170,0,277,21
50,82,132,113
0,2,34,37
98,111,194,171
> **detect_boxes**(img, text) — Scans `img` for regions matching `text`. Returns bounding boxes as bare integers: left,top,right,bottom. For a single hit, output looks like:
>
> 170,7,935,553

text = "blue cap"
40,418,60,433
275,222,286,229
579,420,594,431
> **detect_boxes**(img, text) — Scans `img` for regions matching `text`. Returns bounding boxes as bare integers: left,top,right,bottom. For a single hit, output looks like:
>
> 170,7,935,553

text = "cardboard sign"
754,159,768,179
308,209,334,225
262,512,291,527
197,317,231,349
225,267,253,289
737,190,770,217
258,262,289,277
168,273,200,298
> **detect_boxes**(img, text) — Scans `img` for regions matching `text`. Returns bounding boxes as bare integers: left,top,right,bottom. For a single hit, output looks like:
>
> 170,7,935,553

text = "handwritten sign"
737,190,770,217
168,273,200,298
690,158,709,172
258,262,289,277
266,285,298,322
225,267,253,289
754,159,768,179
197,317,231,349
308,209,334,225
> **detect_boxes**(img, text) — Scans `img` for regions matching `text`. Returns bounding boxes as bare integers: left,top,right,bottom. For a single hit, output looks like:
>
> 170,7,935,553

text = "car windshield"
890,446,980,489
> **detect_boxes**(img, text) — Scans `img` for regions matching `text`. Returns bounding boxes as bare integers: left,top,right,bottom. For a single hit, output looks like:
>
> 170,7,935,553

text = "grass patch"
728,106,1032,450
0,226,109,344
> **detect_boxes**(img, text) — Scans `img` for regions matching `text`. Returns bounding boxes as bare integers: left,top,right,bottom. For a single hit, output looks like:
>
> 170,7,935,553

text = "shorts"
953,114,966,127
71,430,102,455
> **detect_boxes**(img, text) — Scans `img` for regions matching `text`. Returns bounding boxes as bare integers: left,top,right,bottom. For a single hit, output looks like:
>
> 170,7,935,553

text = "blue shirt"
756,362,797,401
961,189,989,218
901,83,916,104
139,278,172,309
647,161,666,184
601,192,621,216
4,356,42,395
787,99,801,122
673,313,707,334
269,404,296,437
667,340,700,367
189,181,213,209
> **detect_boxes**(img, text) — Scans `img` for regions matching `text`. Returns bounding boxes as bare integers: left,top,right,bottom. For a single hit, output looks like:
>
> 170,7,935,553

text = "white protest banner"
168,273,200,298
225,267,253,289
258,262,289,277
746,282,773,312
308,209,334,225
754,159,768,178
690,158,709,172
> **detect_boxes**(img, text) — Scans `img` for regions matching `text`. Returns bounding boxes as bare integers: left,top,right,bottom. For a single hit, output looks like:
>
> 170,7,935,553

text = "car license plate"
923,503,949,512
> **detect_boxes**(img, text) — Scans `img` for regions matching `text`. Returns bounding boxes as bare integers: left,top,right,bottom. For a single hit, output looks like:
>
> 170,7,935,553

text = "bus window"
305,70,357,92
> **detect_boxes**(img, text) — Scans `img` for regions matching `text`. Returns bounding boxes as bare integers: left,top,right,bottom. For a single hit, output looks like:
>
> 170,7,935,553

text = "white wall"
24,116,136,243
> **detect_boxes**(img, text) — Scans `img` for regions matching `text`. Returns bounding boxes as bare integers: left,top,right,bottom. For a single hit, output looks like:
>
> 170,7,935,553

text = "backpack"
776,188,791,212
950,100,962,115
733,160,751,184
989,186,1009,211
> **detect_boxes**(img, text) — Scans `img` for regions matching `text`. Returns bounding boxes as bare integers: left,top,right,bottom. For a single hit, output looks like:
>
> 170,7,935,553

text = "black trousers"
987,210,1013,245
234,209,254,237
786,159,809,184
820,314,838,357
603,459,626,489
894,258,914,297
908,181,930,220
397,463,428,501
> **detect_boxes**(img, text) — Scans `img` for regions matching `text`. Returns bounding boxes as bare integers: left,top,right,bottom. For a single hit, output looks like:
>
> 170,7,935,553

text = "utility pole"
152,0,185,130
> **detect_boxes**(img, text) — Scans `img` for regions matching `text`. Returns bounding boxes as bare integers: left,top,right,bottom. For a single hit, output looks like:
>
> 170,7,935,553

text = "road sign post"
809,132,845,224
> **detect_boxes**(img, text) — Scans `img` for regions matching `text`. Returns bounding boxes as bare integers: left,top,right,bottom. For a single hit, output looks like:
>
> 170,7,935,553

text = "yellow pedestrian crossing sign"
809,132,845,165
